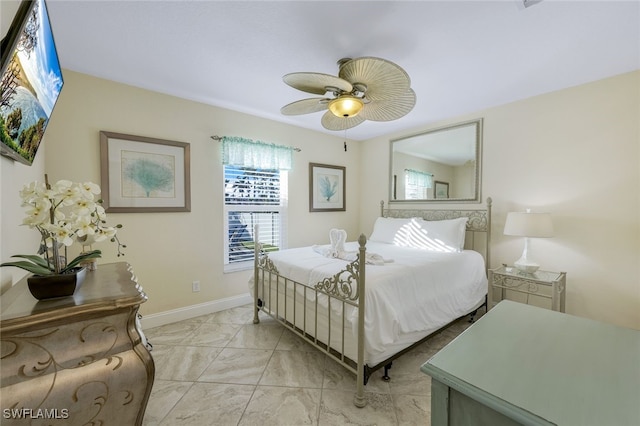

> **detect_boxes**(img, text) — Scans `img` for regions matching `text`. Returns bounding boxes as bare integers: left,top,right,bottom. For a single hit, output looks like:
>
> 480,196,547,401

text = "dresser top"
421,300,640,426
1,262,146,332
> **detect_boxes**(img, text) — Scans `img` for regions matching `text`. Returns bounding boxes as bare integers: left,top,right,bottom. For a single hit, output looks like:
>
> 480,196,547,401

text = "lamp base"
513,237,541,274
514,258,540,274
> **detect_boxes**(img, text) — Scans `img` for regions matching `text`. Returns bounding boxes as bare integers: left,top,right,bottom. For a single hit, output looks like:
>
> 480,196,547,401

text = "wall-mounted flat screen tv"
0,0,63,166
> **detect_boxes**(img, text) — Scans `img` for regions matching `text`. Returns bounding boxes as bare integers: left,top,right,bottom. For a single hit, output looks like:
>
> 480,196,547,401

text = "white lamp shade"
504,212,554,238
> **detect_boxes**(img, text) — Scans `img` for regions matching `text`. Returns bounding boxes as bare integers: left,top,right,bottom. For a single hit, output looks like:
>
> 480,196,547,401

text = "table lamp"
503,209,554,273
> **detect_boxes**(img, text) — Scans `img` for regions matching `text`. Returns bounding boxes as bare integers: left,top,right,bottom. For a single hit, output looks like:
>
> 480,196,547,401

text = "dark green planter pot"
27,267,87,300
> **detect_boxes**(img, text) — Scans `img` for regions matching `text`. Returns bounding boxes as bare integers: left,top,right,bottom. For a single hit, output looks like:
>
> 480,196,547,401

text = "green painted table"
421,300,640,426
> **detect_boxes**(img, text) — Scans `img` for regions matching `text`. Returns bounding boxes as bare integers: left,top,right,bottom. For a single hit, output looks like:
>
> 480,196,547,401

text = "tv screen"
0,0,63,166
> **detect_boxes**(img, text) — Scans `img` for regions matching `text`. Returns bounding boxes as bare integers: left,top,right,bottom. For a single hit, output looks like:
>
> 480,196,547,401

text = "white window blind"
405,169,433,200
223,165,287,271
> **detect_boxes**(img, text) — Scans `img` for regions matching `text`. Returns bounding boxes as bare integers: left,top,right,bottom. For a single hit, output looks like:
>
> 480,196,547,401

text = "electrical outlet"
192,281,200,292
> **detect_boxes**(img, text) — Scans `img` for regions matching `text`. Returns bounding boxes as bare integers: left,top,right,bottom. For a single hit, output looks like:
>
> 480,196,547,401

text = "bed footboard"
250,198,492,409
252,228,367,407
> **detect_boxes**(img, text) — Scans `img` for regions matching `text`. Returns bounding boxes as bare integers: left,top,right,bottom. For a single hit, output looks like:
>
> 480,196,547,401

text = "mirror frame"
389,118,483,203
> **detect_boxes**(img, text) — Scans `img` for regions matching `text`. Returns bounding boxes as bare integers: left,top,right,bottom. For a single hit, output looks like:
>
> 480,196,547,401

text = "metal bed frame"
252,198,492,407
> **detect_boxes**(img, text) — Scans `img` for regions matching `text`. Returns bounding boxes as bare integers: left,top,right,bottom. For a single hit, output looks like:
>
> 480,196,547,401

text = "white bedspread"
260,241,487,355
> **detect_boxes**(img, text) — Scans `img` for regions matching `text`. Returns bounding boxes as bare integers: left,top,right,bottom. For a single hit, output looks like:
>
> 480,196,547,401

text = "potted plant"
1,175,125,299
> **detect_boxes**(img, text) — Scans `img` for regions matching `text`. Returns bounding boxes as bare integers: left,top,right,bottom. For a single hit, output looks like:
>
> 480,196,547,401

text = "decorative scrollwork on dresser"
0,262,154,425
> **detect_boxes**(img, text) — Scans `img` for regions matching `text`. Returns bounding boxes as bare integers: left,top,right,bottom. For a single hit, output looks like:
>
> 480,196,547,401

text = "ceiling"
26,1,640,140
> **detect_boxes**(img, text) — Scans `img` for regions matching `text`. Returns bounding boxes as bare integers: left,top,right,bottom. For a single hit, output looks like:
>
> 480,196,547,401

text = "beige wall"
1,70,361,316
360,71,640,330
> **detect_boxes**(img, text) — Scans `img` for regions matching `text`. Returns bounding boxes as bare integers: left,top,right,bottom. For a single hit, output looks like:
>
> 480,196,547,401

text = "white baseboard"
140,293,253,329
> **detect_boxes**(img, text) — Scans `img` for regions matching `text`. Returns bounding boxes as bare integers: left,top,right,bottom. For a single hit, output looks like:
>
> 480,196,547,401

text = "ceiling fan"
280,57,416,131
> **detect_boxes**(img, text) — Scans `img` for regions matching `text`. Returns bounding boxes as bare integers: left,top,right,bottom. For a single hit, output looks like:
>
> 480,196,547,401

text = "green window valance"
222,136,294,170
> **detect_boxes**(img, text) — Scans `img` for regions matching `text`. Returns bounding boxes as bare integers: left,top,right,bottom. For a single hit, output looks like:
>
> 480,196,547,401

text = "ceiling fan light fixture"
328,96,364,118
281,57,414,129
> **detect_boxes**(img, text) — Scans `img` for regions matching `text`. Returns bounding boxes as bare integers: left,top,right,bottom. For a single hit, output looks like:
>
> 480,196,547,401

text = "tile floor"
142,304,479,425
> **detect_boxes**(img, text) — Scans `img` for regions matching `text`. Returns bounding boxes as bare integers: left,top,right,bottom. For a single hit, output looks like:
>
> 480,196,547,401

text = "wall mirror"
389,118,483,203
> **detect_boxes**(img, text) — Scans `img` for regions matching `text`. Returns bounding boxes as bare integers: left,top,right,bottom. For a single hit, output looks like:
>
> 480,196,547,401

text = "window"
220,135,293,272
223,165,287,271
405,169,433,200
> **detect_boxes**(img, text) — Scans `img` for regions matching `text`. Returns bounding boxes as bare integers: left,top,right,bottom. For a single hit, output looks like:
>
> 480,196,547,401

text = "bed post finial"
380,200,385,217
358,233,367,248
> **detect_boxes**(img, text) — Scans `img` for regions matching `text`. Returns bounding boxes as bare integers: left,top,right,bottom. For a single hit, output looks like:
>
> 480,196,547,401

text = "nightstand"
488,264,566,312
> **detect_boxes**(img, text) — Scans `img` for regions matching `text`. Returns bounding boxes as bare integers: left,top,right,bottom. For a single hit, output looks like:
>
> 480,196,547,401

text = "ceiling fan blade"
359,89,416,122
321,111,366,131
283,72,353,95
281,98,329,115
339,57,411,101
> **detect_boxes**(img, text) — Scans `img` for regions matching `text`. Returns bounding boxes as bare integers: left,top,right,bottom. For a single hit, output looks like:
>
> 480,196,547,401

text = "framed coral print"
309,163,346,212
434,180,449,199
100,131,191,213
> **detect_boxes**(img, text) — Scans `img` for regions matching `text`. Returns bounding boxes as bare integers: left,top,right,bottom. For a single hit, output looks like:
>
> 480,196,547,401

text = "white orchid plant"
1,176,125,276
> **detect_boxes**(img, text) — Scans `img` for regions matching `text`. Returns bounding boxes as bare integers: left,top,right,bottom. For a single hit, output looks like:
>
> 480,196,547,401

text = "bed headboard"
380,197,492,269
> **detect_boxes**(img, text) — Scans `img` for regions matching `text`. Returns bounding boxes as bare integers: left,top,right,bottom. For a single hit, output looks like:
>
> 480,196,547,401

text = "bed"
249,198,492,407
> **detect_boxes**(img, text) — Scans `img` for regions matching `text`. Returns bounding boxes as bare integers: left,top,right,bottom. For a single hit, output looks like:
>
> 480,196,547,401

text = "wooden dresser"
1,262,154,425
421,300,640,426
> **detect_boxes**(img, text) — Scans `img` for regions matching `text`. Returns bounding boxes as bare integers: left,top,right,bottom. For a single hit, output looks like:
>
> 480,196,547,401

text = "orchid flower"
1,176,126,275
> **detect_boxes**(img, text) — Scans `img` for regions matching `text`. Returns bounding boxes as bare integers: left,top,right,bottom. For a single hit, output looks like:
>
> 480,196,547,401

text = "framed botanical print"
100,131,191,212
434,180,450,199
309,163,345,212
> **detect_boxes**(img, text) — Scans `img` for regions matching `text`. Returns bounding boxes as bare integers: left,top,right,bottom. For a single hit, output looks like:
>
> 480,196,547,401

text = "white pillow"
369,216,468,252
369,217,414,244
411,217,468,252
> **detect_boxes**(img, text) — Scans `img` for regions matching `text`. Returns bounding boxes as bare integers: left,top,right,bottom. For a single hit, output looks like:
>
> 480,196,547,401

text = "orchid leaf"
63,250,102,272
8,254,52,269
0,261,54,276
1,251,103,276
